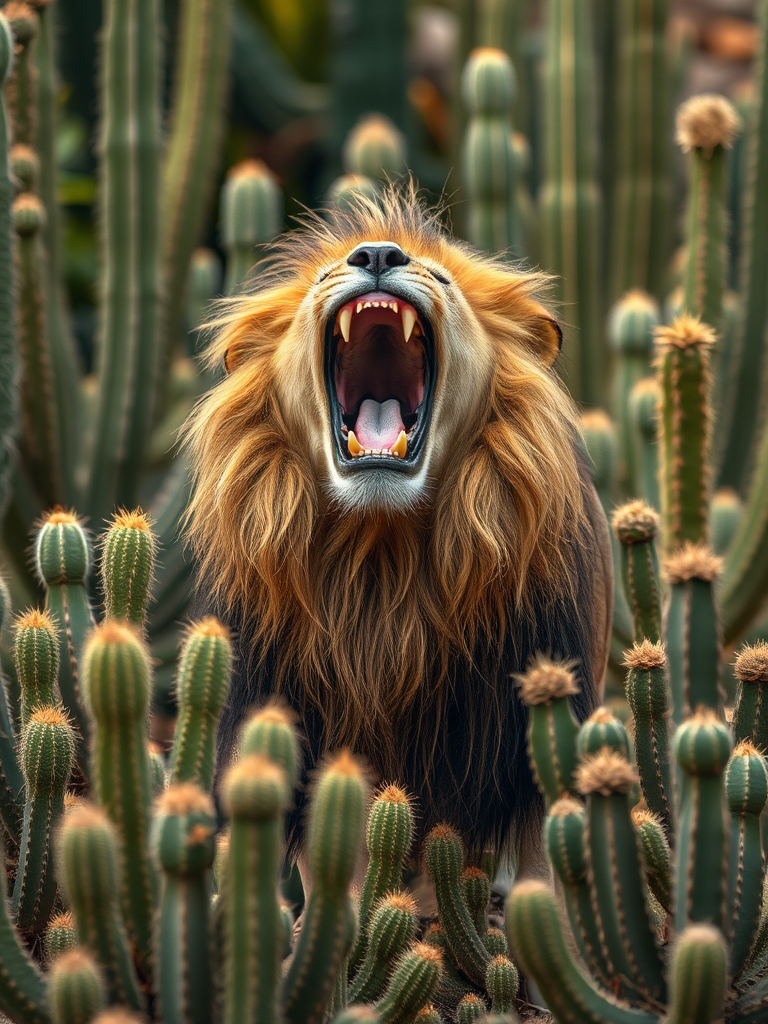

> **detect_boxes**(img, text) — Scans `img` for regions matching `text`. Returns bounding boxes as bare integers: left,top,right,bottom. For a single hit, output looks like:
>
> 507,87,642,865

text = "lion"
183,185,612,870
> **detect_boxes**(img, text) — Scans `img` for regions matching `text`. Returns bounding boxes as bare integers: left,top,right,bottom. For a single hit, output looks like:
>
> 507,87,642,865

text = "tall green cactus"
84,620,157,979
461,48,519,255
349,892,417,1003
628,376,661,509
676,94,741,333
612,501,663,645
13,606,59,728
655,316,714,555
48,948,106,1024
732,641,768,749
221,160,284,295
100,509,156,626
0,12,17,515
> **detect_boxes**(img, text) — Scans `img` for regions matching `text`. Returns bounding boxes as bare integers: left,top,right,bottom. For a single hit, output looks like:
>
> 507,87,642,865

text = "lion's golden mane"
183,187,593,776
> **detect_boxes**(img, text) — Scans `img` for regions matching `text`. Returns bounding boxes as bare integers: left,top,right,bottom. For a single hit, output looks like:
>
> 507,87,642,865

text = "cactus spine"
677,95,741,333
169,618,232,792
461,48,519,255
57,804,144,1012
84,621,157,979
154,784,216,1024
13,706,75,931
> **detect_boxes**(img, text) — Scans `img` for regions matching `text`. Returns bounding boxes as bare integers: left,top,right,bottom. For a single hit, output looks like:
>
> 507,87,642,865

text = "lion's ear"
525,303,562,367
213,285,302,373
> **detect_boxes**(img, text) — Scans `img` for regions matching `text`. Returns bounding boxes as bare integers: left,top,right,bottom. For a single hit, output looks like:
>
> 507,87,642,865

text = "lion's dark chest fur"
212,492,610,859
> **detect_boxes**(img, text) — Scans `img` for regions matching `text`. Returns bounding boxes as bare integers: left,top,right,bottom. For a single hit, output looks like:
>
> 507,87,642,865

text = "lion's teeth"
402,307,416,343
339,307,351,343
390,431,407,458
348,430,363,457
356,302,363,314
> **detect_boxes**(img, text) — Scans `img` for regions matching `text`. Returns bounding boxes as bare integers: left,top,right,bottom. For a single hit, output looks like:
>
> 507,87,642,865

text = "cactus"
35,509,94,758
576,749,665,1004
0,577,25,843
13,607,59,728
609,293,659,489
84,620,157,979
461,868,491,935
628,377,661,509
456,994,487,1023
667,925,727,1024
13,705,75,931
484,956,518,1014
724,741,768,976
577,706,631,759
43,912,78,962
239,702,300,791
349,892,418,1003
220,160,284,295
717,0,768,493
283,752,368,1024
350,783,413,970
342,115,407,185
461,48,519,255
100,509,156,626
655,316,714,556
425,825,491,987
0,12,17,515
154,784,216,1024
732,642,768,749
664,543,723,724
57,803,144,1012
48,948,106,1024
613,502,663,646
711,487,742,556
622,642,674,832
161,0,231,358
327,173,380,210
676,95,741,333
375,944,443,1024
674,709,732,933
609,0,671,303
540,0,603,404
631,807,672,913
168,618,232,792
516,656,581,805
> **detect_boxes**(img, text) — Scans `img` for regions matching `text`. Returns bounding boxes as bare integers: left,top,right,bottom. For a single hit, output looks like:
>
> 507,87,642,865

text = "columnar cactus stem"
461,868,491,935
57,804,144,1012
13,607,59,728
5,3,37,143
161,0,231,357
0,13,17,516
0,577,24,843
342,115,407,185
375,944,443,1024
100,510,156,626
710,488,741,555
667,925,727,1024
623,641,674,832
545,796,611,984
425,824,490,987
461,48,519,254
507,879,657,1024
628,377,661,509
609,0,671,304
48,948,106,1024
84,621,157,979
0,834,50,1024
349,892,417,1003
484,955,519,1013
422,923,473,1008
221,755,286,1024
43,912,77,962
239,703,300,791
632,808,672,915
283,752,368,1024
716,0,768,493
674,710,732,933
655,316,714,555
725,741,768,976
576,750,665,1004
613,502,663,645
664,543,723,724
516,656,581,805
169,618,232,793
676,95,741,333
13,706,75,931
221,160,283,295
609,293,659,490
577,707,631,759
154,784,216,1024
35,510,94,758
732,642,768,748
540,0,603,403
350,784,413,971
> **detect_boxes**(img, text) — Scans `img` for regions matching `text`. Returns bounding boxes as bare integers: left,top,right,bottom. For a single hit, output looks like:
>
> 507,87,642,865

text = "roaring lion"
184,186,612,866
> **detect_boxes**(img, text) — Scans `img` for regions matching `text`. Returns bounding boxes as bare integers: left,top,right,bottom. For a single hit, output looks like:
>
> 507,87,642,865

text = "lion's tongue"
354,398,405,450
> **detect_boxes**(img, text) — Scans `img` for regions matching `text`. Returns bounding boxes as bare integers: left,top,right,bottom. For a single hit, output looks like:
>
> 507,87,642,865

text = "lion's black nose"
347,243,410,274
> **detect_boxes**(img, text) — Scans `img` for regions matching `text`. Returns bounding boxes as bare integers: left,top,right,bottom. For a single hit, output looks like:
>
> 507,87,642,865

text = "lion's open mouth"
325,290,434,468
